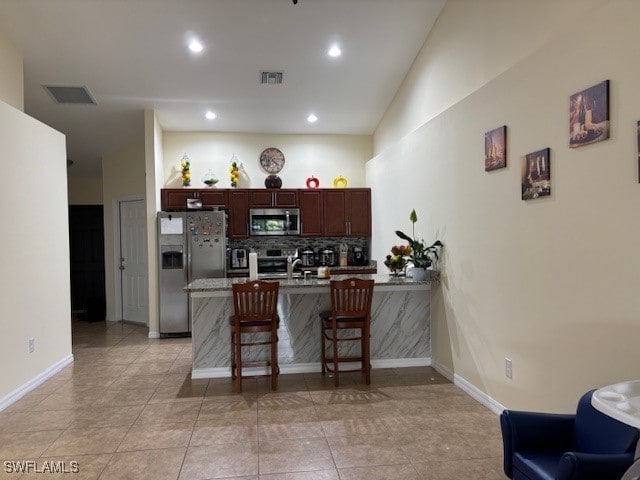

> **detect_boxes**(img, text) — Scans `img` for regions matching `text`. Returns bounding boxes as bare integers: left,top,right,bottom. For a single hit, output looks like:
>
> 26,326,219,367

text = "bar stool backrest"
232,281,279,322
329,278,374,320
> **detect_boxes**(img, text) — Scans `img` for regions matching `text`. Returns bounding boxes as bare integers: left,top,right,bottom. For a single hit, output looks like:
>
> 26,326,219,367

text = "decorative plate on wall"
259,147,285,173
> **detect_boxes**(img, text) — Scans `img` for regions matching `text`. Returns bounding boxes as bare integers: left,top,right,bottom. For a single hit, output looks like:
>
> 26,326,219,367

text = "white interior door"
119,199,148,324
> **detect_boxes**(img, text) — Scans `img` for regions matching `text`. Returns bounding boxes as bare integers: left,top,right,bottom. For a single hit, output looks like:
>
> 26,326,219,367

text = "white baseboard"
0,354,74,412
105,314,118,322
432,360,505,416
192,357,431,380
372,357,431,368
148,331,160,339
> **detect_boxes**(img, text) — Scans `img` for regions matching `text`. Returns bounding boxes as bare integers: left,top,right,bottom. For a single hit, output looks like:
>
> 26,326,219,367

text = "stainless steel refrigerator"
157,210,226,335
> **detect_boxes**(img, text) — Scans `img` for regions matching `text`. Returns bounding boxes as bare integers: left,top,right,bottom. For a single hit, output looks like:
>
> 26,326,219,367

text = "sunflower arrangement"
181,154,191,186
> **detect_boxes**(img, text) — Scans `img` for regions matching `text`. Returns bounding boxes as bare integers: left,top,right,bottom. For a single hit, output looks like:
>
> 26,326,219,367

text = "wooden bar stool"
230,280,279,393
320,278,375,387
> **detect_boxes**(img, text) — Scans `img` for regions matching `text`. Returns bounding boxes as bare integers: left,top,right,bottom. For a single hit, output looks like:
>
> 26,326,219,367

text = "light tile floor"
0,320,505,479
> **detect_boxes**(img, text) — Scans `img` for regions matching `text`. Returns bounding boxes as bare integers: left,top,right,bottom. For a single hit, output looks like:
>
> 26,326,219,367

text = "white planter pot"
410,267,428,281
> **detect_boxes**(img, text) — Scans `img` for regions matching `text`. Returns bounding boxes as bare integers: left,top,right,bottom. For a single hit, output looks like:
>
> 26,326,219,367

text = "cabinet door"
347,189,371,236
323,189,348,236
273,190,298,207
161,189,194,211
228,189,249,238
198,189,227,209
299,190,323,236
248,189,298,207
248,190,273,208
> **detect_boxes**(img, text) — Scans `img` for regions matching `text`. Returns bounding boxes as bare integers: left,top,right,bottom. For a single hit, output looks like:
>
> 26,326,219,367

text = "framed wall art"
485,125,507,171
521,148,551,200
569,80,610,148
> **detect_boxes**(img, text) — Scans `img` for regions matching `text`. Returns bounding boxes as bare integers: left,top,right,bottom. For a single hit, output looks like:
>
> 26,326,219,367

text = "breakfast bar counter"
185,273,438,378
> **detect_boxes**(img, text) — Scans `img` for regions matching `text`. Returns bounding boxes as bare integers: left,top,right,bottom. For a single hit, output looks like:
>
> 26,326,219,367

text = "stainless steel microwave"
249,208,300,236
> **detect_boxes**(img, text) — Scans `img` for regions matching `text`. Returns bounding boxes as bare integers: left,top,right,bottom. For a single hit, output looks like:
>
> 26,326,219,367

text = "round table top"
592,380,640,428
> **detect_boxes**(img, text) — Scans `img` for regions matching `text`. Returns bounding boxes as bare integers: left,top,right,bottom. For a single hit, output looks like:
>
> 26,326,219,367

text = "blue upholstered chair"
500,390,638,480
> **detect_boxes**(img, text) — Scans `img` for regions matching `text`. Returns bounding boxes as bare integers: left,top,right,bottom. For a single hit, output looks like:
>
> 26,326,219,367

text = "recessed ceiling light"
328,45,341,57
205,111,217,120
307,113,318,123
188,39,204,53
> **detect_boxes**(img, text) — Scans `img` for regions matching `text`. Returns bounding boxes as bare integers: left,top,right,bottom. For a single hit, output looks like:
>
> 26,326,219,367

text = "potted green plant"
395,209,443,280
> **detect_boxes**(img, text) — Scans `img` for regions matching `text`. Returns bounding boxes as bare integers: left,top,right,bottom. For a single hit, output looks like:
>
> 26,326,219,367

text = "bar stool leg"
332,322,339,387
364,323,371,385
321,324,326,376
235,327,243,393
271,325,278,391
230,331,236,381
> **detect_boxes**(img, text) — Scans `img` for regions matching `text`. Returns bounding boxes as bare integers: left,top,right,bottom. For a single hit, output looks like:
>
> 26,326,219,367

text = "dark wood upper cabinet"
345,188,371,236
248,189,298,208
227,189,249,238
161,189,196,211
161,188,227,211
299,190,324,237
198,189,228,209
322,188,371,237
161,187,370,238
323,189,348,236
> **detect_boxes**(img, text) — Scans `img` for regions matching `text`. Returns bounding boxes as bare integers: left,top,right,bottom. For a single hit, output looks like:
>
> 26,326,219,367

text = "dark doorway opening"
69,205,106,322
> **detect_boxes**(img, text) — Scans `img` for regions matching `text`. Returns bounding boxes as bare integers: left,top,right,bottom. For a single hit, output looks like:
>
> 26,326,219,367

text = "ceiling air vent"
43,85,97,105
260,71,283,85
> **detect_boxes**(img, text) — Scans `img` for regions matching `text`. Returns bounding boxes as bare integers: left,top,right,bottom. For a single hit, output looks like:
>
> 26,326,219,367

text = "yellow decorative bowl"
333,176,348,188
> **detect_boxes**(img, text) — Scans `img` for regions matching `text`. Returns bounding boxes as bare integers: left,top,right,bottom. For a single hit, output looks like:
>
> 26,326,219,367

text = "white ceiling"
0,0,445,177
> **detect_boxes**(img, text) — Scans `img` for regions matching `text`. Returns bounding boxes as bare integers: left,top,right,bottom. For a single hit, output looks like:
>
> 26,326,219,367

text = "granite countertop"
185,271,438,293
317,261,377,272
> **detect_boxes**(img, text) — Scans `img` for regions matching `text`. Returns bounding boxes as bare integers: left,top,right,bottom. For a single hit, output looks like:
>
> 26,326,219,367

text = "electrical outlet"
29,338,35,353
505,357,512,379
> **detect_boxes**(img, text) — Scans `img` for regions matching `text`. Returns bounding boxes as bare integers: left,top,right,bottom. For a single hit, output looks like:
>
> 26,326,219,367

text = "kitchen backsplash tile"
228,236,368,253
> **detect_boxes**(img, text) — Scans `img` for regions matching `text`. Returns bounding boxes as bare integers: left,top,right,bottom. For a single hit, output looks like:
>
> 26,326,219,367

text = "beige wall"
0,101,69,403
368,0,640,412
67,177,104,205
102,139,146,321
0,29,23,111
163,132,372,190
374,0,601,155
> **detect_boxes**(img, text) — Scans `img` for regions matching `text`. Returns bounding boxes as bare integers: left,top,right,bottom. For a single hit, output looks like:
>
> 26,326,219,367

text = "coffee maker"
230,248,248,269
351,246,368,266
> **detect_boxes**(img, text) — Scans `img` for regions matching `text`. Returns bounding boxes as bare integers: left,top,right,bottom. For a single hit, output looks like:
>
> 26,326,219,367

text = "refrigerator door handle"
187,249,192,282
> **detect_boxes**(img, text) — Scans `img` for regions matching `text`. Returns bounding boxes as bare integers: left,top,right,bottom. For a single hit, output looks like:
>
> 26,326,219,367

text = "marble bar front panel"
191,285,431,378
